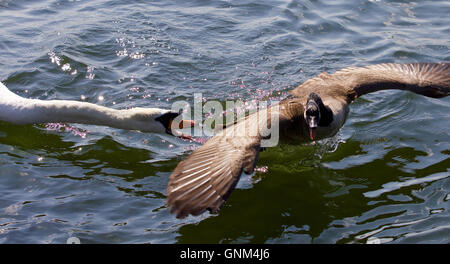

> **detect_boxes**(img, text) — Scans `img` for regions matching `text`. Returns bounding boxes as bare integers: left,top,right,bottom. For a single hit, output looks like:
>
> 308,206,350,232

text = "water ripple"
0,0,449,243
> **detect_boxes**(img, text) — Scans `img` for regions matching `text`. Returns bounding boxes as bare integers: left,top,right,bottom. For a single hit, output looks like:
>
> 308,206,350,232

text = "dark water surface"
0,0,449,243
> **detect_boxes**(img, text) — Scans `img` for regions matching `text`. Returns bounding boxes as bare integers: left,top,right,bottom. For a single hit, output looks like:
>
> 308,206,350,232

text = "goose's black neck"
308,93,333,126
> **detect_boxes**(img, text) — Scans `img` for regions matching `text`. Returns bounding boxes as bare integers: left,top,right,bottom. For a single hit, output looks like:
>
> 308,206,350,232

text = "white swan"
0,82,193,137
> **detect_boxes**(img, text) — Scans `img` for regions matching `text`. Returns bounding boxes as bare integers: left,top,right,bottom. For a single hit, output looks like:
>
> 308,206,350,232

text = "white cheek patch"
309,117,318,128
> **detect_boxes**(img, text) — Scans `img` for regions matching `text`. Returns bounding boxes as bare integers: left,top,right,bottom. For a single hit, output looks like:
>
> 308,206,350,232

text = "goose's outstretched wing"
291,63,450,101
167,134,260,219
166,101,299,219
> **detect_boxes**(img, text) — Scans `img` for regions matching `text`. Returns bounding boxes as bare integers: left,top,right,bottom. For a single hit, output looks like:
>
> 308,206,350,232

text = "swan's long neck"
0,82,165,132
38,100,129,126
1,97,132,128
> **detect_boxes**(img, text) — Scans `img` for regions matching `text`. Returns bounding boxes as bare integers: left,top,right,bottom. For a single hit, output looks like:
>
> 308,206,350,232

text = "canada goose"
166,62,450,219
0,82,194,137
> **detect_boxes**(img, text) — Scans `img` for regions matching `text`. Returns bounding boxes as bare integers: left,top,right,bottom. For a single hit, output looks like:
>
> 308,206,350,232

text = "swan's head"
129,108,194,137
304,92,322,140
155,110,194,137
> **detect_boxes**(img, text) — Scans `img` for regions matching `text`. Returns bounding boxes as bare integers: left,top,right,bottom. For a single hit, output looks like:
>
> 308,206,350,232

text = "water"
0,0,449,244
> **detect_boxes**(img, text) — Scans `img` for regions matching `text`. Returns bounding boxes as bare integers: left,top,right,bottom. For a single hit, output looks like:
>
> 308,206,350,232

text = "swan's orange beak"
179,119,196,129
168,119,195,140
169,119,195,130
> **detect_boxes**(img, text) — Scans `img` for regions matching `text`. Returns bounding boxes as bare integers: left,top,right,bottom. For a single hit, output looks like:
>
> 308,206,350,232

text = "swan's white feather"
0,82,169,133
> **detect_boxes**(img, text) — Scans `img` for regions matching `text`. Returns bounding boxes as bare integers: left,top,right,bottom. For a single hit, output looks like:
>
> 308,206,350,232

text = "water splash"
254,165,269,173
48,51,77,75
86,66,95,80
45,123,87,138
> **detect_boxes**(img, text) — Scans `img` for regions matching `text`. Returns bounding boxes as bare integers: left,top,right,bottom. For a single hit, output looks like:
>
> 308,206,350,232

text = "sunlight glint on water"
0,0,449,243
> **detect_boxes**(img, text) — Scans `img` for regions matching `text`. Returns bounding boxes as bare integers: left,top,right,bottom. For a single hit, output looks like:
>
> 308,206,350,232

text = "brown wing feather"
166,105,280,218
291,63,450,102
167,135,260,218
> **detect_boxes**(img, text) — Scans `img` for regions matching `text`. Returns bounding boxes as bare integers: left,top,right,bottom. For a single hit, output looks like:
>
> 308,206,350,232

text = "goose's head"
129,108,194,138
304,92,322,140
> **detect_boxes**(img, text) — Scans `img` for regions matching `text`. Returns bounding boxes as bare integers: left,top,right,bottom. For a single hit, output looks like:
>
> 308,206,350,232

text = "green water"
0,0,449,243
